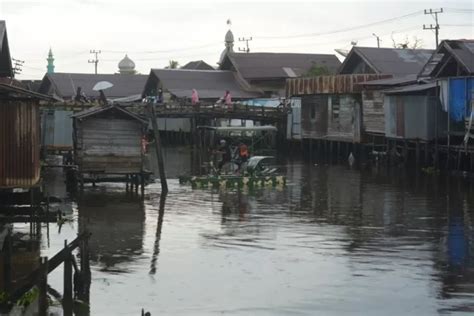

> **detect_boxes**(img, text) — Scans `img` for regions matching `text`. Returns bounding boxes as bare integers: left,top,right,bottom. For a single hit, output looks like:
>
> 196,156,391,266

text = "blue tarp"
449,77,474,122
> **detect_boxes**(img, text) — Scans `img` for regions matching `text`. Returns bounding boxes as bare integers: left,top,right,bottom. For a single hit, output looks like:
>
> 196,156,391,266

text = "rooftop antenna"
372,33,381,48
238,37,252,53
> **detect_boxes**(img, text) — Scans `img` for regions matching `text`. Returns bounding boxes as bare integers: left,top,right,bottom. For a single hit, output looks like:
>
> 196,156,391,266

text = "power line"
444,8,474,12
88,49,101,74
256,10,423,39
423,8,443,47
101,42,221,54
238,37,253,53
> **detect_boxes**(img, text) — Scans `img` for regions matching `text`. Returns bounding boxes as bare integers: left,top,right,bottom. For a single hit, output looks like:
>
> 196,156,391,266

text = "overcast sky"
1,0,472,79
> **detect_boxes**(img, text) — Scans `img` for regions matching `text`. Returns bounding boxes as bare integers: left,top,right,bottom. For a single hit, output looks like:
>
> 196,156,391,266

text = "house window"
331,96,340,121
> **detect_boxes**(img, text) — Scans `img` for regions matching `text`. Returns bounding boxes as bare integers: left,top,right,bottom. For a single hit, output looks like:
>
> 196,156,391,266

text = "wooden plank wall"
327,95,361,142
362,90,385,135
300,95,328,139
76,118,143,174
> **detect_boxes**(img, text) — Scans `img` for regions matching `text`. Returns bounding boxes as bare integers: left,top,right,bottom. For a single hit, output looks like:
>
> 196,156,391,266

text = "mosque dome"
225,29,234,43
118,54,136,74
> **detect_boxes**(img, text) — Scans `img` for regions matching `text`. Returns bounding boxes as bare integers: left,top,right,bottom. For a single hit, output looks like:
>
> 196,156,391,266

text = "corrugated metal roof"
149,68,261,99
39,73,148,99
181,60,215,70
286,74,390,96
72,104,147,124
383,82,437,94
419,40,474,77
224,52,341,79
0,20,13,78
359,74,418,86
448,40,474,74
339,46,434,76
0,82,55,100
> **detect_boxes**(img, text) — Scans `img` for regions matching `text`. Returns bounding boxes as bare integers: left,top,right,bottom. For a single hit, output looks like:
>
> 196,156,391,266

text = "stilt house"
72,105,148,178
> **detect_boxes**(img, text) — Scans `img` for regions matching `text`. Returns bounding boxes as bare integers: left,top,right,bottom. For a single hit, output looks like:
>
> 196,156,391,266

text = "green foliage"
16,287,39,308
305,63,331,77
165,60,179,69
0,291,9,304
421,167,440,175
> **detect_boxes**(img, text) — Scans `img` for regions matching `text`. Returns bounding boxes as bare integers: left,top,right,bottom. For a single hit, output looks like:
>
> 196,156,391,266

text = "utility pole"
372,33,381,48
423,8,443,48
88,49,101,74
238,37,252,53
12,58,24,77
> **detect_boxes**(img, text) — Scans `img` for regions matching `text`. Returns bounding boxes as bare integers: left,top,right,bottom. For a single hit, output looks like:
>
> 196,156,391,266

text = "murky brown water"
13,148,474,315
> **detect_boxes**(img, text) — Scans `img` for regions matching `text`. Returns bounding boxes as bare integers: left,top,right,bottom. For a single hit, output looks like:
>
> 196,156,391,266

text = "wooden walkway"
149,104,288,123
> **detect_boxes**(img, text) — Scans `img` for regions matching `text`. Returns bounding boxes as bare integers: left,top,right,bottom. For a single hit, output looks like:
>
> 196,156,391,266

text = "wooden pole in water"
63,240,73,316
3,228,12,292
147,103,168,194
416,140,420,168
38,257,48,316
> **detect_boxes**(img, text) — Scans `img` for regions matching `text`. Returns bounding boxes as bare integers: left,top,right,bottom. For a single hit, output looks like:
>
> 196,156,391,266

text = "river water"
14,147,474,315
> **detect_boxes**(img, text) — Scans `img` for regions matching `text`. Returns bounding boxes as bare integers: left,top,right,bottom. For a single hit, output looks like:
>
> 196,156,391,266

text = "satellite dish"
93,81,114,91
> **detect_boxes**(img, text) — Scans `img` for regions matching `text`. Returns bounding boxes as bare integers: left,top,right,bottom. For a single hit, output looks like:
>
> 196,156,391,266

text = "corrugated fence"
0,100,40,189
286,74,391,96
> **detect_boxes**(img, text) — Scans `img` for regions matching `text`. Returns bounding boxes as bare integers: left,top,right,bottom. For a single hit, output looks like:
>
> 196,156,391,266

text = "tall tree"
391,34,423,49
166,60,179,69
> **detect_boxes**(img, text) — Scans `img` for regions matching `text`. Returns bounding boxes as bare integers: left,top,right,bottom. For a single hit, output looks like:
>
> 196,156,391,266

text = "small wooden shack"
384,82,446,141
360,75,417,136
286,74,388,143
0,82,52,189
72,104,148,179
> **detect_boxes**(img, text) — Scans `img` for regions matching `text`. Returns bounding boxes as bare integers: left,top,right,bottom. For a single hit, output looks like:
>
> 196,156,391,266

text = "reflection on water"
77,189,145,272
36,147,474,315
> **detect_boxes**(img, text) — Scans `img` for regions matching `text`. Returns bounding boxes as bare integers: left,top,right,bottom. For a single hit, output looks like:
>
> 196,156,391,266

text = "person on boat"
215,139,232,172
238,143,249,162
235,143,249,173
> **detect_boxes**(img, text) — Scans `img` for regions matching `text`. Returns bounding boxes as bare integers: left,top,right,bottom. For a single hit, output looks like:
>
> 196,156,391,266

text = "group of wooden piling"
4,232,91,315
297,136,474,174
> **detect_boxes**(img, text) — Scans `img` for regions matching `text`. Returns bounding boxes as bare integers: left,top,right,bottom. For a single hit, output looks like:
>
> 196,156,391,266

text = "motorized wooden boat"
179,156,286,189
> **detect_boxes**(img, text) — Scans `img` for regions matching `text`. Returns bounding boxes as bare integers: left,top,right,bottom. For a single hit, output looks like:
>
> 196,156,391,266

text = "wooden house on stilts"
72,104,148,189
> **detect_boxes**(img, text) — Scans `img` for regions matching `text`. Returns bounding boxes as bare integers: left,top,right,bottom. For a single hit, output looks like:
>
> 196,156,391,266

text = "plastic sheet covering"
449,77,474,122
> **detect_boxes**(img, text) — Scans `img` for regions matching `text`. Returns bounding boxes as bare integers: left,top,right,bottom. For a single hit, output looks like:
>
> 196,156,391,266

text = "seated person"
237,143,249,168
215,139,232,172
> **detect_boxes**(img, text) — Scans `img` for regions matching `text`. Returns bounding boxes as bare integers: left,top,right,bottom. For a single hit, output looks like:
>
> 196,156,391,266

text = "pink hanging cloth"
191,89,199,105
224,90,232,108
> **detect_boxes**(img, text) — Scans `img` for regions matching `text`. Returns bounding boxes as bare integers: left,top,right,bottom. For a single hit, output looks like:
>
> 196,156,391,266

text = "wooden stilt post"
457,149,462,171
3,228,12,292
63,240,73,316
416,140,420,168
38,257,49,316
424,142,429,166
402,141,408,166
147,103,168,194
329,141,334,163
471,153,474,172
337,141,341,162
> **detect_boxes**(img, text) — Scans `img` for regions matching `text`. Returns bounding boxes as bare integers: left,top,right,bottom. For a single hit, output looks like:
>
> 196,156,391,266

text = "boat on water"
179,156,286,189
